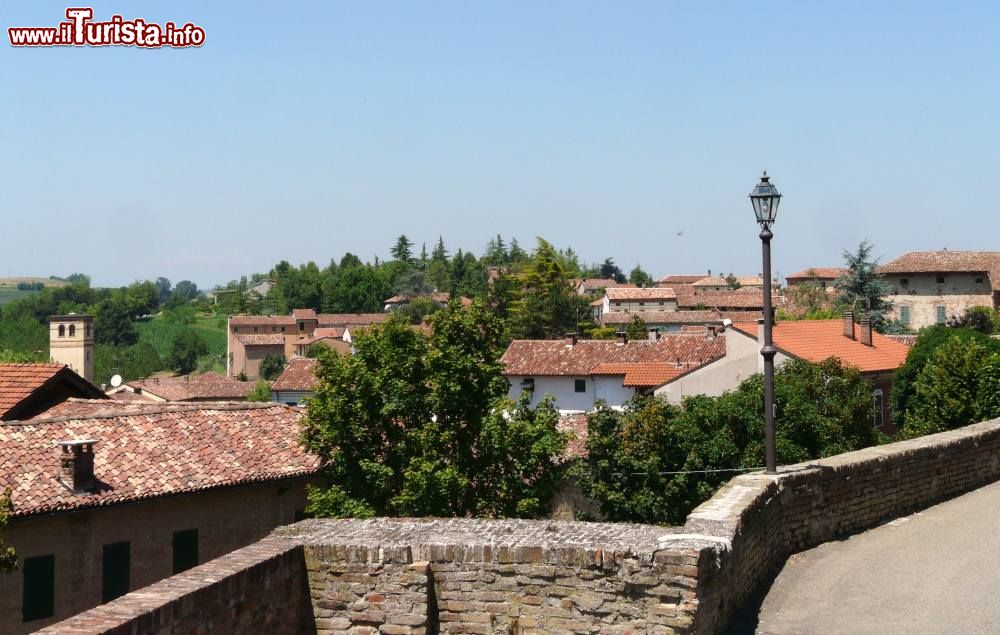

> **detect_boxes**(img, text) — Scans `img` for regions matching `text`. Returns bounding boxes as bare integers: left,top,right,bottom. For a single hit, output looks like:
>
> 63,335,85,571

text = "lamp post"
749,171,781,474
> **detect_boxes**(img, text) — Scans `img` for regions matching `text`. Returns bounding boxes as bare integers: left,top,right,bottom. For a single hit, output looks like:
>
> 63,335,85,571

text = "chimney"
617,331,628,345
647,329,658,342
707,269,712,277
58,440,98,493
564,332,578,346
860,314,873,347
843,310,855,340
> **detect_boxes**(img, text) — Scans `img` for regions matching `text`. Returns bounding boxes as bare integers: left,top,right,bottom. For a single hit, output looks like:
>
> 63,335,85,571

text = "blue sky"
2,1,998,289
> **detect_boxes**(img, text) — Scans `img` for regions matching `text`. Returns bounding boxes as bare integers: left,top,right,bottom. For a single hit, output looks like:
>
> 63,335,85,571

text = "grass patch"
135,313,228,374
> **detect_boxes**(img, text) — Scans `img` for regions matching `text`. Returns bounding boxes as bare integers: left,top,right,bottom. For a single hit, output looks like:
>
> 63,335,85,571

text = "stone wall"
38,417,1000,635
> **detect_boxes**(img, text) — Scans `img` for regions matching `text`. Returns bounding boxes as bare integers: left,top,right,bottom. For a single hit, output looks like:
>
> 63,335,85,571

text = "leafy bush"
258,353,287,381
167,330,208,375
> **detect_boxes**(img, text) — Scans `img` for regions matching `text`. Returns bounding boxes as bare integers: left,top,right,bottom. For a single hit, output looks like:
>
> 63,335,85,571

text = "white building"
270,357,319,407
500,334,725,413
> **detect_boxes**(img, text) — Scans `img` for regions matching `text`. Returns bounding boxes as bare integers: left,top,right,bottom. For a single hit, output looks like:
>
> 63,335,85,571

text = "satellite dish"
110,374,123,388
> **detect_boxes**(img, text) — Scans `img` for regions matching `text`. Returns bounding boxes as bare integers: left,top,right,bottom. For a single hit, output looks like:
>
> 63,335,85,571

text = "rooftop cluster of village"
0,245,997,632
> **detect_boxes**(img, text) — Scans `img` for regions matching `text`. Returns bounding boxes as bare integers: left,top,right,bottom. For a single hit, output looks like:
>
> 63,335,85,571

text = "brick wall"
1,478,309,634
38,417,1000,635
34,536,314,635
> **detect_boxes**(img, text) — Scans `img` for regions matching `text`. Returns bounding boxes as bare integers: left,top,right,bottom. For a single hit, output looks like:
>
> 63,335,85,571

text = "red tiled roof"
557,413,588,460
692,276,728,287
296,328,345,346
606,288,677,301
236,334,286,346
786,267,845,280
271,358,320,392
886,334,918,348
730,319,910,374
317,313,392,327
108,390,156,403
125,372,254,401
501,335,725,376
229,315,296,327
655,275,704,285
0,364,66,416
0,364,106,419
292,308,318,320
576,279,635,292
590,363,688,387
719,311,764,322
2,402,320,517
879,251,1000,290
600,310,720,325
677,290,783,310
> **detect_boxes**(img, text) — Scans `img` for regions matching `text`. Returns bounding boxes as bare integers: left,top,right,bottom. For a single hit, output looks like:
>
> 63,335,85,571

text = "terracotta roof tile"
590,363,688,387
124,372,254,401
271,358,320,392
677,290,784,310
692,276,729,287
2,401,320,517
606,288,677,301
317,313,392,327
786,267,846,280
0,364,106,419
557,414,588,460
229,315,296,327
0,364,66,416
292,309,318,320
879,251,1000,291
730,319,910,373
236,333,286,346
600,310,720,325
501,335,725,376
655,275,704,285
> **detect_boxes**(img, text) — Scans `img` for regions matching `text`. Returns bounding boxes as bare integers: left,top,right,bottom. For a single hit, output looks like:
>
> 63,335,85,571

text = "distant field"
0,277,69,287
135,313,228,374
0,277,71,306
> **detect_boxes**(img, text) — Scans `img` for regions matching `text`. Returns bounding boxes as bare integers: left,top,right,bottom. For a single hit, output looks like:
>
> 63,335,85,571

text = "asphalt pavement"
752,480,1000,635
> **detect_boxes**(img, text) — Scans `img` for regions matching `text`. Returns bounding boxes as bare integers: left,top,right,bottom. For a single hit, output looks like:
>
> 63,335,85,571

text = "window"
521,378,535,393
102,541,130,603
900,278,909,287
899,306,911,325
658,301,664,306
58,324,65,337
298,321,305,331
287,402,297,407
574,379,586,393
22,555,55,622
280,326,286,332
614,302,621,307
936,305,947,324
872,389,884,428
69,325,76,337
975,276,984,284
272,326,277,332
936,276,945,284
172,529,199,574
638,302,644,307
85,323,91,337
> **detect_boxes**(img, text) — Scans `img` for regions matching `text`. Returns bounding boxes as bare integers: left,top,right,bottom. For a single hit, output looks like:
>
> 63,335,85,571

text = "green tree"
390,235,414,263
94,297,139,346
599,258,627,284
65,272,91,286
629,265,653,288
626,314,649,341
947,306,1000,334
167,329,208,375
835,240,893,331
173,280,199,301
301,303,566,518
904,337,1000,437
513,238,588,339
508,238,527,264
580,358,883,524
258,353,287,381
247,379,272,402
0,488,16,574
125,281,160,317
891,326,1000,429
325,266,392,313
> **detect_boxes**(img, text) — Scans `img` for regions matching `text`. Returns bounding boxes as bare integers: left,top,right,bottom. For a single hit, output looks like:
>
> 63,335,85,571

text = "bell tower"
48,314,94,382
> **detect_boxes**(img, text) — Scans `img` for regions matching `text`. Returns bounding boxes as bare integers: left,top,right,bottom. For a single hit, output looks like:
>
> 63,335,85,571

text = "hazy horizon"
4,1,998,289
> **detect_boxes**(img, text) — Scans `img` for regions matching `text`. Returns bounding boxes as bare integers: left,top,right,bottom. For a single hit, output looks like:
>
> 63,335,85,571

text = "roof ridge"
8,401,287,425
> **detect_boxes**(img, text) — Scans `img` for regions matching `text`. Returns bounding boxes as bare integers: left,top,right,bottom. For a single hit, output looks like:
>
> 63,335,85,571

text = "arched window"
69,325,76,337
58,325,66,337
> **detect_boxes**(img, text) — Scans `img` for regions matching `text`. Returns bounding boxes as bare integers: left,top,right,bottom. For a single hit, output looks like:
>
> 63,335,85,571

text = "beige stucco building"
879,251,1000,330
47,315,93,383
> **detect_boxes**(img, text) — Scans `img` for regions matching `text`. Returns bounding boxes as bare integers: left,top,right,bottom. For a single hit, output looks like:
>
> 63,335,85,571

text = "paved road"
753,480,1000,635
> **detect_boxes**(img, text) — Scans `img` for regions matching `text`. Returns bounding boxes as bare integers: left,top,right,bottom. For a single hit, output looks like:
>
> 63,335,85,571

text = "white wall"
506,375,636,412
604,298,678,314
271,391,312,406
655,327,790,403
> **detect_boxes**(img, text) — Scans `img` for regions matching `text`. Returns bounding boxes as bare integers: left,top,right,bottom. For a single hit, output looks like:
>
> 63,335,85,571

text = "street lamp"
749,171,781,474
